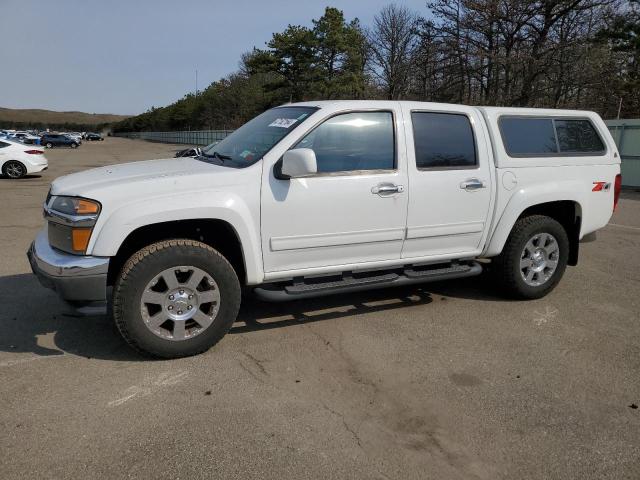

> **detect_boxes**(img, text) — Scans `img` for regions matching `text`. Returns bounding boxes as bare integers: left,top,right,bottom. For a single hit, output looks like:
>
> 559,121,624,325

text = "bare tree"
407,0,623,113
367,4,419,99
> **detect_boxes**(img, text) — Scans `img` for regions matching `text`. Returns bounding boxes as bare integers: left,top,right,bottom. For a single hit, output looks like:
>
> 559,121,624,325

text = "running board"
253,261,482,302
285,272,399,294
404,262,475,279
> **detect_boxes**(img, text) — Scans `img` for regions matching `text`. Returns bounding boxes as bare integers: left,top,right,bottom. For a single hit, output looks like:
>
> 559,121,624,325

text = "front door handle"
459,178,486,191
372,183,404,196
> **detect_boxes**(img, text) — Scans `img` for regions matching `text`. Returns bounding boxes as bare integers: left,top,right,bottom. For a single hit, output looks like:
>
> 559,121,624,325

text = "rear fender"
483,182,585,258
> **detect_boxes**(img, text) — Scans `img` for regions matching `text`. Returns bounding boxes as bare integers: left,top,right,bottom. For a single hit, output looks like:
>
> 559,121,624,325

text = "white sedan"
0,139,48,179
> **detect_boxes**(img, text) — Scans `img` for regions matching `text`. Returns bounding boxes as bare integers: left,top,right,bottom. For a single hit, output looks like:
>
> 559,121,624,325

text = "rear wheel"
45,142,53,148
492,215,569,299
71,143,78,149
113,239,241,358
3,160,26,179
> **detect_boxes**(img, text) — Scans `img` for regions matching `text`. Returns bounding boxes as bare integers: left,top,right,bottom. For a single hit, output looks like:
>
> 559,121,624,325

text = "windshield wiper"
204,151,232,163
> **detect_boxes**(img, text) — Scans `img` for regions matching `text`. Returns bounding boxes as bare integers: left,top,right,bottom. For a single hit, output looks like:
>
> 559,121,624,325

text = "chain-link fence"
114,130,233,146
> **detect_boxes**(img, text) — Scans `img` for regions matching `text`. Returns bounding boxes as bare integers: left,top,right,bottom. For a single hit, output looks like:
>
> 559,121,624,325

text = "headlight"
45,196,101,255
50,196,100,216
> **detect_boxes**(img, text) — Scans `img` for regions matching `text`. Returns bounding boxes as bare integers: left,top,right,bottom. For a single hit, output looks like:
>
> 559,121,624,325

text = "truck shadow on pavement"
0,273,142,362
0,272,509,361
234,274,511,333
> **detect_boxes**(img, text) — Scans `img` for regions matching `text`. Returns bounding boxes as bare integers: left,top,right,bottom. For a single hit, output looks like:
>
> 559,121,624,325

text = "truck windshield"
199,106,317,167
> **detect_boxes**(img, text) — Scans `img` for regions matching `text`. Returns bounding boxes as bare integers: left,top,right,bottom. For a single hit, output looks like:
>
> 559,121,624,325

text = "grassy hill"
0,107,130,129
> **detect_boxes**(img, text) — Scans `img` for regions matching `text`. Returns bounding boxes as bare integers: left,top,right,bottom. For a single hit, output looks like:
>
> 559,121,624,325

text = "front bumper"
27,229,109,302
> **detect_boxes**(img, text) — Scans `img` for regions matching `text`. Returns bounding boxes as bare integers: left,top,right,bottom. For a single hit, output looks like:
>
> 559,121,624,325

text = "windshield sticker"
269,118,298,128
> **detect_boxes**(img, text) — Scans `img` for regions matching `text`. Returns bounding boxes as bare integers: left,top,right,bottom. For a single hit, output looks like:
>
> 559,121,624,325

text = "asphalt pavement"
1,138,638,479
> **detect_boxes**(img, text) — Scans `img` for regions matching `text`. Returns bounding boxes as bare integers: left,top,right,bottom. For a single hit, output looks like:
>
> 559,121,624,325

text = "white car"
64,133,83,144
28,100,621,358
19,133,41,145
0,139,48,178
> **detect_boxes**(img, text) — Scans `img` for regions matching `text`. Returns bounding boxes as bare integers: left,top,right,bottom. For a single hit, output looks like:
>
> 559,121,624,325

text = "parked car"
174,146,201,157
63,133,83,144
85,133,104,141
9,131,28,141
28,100,621,358
21,133,41,145
41,133,80,148
0,139,48,178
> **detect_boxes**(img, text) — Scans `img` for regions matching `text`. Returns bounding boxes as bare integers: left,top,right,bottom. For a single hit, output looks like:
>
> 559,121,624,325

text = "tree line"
113,1,640,133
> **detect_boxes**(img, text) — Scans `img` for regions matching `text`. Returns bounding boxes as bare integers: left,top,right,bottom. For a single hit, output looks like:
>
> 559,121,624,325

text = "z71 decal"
592,181,611,192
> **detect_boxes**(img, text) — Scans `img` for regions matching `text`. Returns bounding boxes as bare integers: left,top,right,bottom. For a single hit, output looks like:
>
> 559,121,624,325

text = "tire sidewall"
508,218,569,298
4,161,26,179
113,241,241,358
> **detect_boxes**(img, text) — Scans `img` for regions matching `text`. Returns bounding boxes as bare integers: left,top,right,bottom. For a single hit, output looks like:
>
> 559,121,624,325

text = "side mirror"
281,148,317,178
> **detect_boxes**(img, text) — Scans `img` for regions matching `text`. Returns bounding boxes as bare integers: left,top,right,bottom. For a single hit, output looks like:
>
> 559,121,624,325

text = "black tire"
491,215,569,299
2,160,27,179
45,142,53,148
71,143,78,148
112,239,241,358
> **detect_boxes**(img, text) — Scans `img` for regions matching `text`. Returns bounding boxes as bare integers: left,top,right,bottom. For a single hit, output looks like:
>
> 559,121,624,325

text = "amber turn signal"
76,199,100,215
71,228,93,253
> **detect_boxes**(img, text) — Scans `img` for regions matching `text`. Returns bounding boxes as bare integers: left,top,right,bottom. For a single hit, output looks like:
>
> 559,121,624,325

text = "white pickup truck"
28,101,621,358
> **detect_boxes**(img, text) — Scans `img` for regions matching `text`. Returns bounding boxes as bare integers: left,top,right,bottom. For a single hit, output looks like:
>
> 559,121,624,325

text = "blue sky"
0,0,429,115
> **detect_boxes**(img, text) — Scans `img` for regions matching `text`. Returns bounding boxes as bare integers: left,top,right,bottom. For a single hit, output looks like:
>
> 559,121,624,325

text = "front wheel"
45,142,53,148
492,215,569,299
112,239,241,358
71,143,78,148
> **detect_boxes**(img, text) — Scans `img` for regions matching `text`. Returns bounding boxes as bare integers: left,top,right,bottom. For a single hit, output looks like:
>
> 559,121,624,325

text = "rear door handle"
459,178,486,191
372,183,405,196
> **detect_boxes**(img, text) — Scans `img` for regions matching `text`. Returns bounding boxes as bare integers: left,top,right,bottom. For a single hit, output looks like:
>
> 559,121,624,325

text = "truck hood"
50,157,246,199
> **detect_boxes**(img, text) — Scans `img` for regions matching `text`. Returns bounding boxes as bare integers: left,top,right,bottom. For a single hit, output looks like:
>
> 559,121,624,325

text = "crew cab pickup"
28,101,622,358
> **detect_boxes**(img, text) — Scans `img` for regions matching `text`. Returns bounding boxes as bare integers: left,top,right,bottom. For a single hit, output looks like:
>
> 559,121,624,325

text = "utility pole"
195,69,198,97
617,96,623,119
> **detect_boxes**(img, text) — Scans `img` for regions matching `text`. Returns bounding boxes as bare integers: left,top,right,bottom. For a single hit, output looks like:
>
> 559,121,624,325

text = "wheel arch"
516,201,582,266
485,197,583,266
107,219,248,287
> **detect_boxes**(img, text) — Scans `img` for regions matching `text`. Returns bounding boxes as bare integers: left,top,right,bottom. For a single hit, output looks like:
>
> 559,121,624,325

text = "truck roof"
285,100,597,117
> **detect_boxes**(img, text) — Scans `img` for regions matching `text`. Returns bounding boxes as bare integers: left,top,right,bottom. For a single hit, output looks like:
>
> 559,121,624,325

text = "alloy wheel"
519,233,559,287
4,161,25,179
140,266,221,341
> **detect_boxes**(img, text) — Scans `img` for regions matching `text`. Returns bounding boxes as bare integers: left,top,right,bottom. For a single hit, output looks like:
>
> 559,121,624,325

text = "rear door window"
411,112,477,168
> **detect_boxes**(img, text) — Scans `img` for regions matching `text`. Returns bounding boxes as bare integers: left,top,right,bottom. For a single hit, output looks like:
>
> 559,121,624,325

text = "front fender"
88,190,263,284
